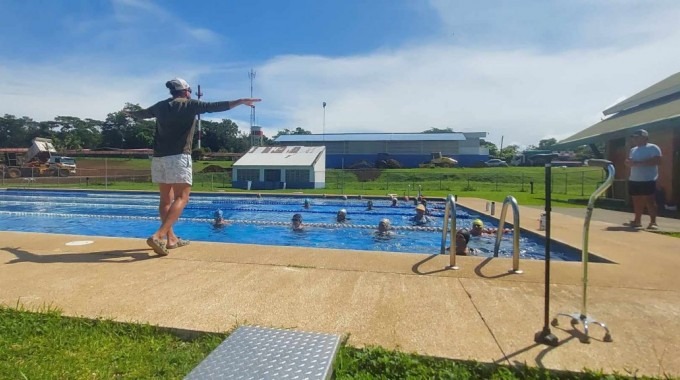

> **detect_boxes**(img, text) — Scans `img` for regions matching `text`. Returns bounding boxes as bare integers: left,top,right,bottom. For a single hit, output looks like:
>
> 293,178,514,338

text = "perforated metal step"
184,326,341,380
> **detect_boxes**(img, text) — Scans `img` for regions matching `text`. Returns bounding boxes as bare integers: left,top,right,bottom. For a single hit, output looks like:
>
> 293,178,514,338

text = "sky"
1,0,680,148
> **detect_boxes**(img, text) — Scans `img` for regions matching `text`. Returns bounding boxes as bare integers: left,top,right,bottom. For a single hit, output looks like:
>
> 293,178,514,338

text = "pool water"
0,189,582,261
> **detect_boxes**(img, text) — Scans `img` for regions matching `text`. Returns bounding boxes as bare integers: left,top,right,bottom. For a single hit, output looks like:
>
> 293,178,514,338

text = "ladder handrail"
440,194,458,269
493,195,522,273
581,159,615,316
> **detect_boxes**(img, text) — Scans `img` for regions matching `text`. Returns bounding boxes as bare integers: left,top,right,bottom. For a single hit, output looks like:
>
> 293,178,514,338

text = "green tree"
480,139,499,157
422,127,454,133
102,104,154,149
538,138,557,150
499,144,520,162
0,114,40,148
273,127,312,139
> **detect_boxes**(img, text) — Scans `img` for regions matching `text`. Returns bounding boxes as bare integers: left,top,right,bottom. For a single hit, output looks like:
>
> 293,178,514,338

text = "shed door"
264,169,281,182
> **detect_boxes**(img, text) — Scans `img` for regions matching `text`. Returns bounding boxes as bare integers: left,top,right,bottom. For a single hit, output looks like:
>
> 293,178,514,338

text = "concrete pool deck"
0,197,678,377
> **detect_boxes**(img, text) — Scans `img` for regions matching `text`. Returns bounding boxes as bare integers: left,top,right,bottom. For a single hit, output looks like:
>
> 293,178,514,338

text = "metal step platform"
184,326,341,380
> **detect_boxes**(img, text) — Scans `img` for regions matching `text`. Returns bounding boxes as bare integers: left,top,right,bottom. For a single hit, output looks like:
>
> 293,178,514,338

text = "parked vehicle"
418,152,458,168
485,158,509,167
0,138,77,179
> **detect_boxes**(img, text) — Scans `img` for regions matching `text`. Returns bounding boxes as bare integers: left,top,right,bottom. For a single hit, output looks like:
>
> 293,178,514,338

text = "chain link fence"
1,164,607,197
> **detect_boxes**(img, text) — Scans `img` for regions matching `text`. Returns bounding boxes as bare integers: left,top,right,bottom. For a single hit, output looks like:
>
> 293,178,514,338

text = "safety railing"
493,195,523,274
440,194,459,269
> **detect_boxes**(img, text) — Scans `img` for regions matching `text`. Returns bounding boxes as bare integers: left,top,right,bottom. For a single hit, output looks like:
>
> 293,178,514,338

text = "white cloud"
2,0,680,150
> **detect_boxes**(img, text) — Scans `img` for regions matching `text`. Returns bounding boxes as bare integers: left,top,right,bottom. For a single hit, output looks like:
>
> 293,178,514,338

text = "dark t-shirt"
131,98,231,157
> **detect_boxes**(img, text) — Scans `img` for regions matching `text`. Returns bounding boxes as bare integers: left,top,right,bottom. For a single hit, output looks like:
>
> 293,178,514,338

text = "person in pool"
213,209,229,227
366,200,374,211
291,213,304,231
455,229,476,256
470,218,512,236
303,199,311,209
411,204,432,225
336,209,350,223
391,197,398,207
375,218,395,237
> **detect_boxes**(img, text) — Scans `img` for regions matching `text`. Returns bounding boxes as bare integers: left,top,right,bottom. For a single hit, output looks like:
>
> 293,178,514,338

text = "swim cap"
214,210,223,218
472,219,483,227
338,209,347,215
416,204,426,212
292,213,302,222
379,218,391,228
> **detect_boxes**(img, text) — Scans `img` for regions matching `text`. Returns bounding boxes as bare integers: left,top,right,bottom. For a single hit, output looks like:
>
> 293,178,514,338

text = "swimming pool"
0,189,582,261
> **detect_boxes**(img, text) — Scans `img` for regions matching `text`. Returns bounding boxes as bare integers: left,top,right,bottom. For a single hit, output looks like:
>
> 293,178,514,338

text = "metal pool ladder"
440,194,459,269
493,195,523,274
551,159,615,343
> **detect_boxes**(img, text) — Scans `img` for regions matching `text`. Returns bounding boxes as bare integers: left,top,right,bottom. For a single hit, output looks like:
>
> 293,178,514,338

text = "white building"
232,146,326,190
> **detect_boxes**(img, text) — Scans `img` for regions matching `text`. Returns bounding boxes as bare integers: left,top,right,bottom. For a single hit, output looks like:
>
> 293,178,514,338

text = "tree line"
0,104,255,153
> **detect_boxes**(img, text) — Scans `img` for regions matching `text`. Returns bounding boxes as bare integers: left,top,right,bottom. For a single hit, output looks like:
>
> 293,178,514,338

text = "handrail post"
440,194,459,270
493,195,523,274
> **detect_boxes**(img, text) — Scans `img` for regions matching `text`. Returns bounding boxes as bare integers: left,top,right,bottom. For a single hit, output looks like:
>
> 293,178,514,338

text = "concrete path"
0,198,678,378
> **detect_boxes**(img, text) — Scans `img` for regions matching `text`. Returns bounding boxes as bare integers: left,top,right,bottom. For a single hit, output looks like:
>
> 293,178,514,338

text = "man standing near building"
126,78,261,255
625,129,662,230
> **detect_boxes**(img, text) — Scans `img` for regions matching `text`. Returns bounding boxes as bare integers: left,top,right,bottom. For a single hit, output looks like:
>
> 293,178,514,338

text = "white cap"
165,77,191,91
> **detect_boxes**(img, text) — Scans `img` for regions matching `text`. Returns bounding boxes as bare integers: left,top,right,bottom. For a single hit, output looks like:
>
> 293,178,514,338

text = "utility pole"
197,84,203,149
322,101,326,141
249,69,256,129
499,135,504,157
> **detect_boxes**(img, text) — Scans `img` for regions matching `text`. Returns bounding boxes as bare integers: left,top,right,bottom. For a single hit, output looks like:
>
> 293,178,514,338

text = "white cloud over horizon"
2,0,680,148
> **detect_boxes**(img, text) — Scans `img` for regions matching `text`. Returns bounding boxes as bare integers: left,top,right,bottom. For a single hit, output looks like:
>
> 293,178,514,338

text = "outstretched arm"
123,107,153,120
196,98,262,114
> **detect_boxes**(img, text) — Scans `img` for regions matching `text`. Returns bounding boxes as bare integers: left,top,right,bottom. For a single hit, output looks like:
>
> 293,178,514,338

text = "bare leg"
151,183,191,242
158,184,178,245
647,194,658,225
631,195,645,225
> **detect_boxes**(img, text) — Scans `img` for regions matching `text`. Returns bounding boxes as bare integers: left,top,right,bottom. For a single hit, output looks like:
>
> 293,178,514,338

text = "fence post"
494,173,498,191
564,172,568,194
581,171,585,196
521,173,525,192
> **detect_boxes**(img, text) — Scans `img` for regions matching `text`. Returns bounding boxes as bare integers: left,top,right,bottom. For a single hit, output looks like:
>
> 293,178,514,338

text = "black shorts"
628,181,656,196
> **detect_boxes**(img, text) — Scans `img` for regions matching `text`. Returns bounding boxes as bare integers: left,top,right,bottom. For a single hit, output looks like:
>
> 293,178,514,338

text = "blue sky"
1,0,680,147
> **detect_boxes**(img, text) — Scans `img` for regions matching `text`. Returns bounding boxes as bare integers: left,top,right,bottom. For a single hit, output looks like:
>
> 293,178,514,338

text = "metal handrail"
440,194,459,269
581,159,615,316
493,195,523,274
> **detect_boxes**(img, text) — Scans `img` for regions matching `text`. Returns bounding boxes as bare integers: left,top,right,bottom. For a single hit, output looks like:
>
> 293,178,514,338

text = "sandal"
623,221,642,228
647,223,659,230
167,237,190,250
146,237,169,256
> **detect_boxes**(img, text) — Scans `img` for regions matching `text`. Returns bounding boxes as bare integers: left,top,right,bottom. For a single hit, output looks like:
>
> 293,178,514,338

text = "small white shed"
232,146,326,190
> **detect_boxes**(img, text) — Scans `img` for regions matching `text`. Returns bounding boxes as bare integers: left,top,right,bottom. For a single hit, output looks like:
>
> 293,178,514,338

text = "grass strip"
1,307,666,379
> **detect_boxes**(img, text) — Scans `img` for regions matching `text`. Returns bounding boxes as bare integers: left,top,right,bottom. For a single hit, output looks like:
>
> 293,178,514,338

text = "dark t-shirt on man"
131,98,231,157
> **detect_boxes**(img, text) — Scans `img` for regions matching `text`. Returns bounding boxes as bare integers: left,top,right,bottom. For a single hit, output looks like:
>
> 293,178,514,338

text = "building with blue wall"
273,132,489,168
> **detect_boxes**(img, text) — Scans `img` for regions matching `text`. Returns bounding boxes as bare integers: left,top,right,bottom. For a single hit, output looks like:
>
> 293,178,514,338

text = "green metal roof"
555,73,680,149
603,72,680,115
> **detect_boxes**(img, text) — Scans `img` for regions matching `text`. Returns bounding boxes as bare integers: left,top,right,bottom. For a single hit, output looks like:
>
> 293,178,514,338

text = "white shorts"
151,154,193,185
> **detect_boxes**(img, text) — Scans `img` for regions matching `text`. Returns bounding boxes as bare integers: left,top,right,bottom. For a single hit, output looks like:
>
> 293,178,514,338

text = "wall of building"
606,126,678,205
325,153,489,168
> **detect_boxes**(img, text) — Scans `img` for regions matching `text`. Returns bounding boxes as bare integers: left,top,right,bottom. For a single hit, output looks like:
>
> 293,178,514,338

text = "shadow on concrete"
411,253,455,275
604,226,645,232
474,257,516,279
1,246,156,264
496,335,578,368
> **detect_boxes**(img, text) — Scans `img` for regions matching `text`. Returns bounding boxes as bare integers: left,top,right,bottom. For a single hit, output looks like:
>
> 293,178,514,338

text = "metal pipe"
581,159,615,316
440,194,458,269
493,195,522,273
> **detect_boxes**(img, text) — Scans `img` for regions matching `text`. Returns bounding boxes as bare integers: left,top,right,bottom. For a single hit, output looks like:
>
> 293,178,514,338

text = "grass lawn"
0,307,647,379
3,159,612,207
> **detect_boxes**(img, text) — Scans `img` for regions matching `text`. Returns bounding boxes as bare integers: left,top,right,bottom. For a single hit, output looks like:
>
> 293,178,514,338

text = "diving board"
184,326,341,380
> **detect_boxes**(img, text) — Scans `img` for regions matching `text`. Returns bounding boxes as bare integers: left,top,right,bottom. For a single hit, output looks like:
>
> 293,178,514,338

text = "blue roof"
274,133,466,142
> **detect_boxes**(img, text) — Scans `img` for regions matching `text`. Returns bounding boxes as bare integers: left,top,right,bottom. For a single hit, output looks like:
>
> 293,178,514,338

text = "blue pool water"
0,189,582,261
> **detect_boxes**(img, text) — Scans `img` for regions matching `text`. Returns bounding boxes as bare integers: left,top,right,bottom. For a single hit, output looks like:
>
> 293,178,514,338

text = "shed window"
237,169,259,182
285,170,308,183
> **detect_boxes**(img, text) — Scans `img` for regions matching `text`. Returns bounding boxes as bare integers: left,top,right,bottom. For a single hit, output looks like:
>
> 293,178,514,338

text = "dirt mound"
201,164,229,173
